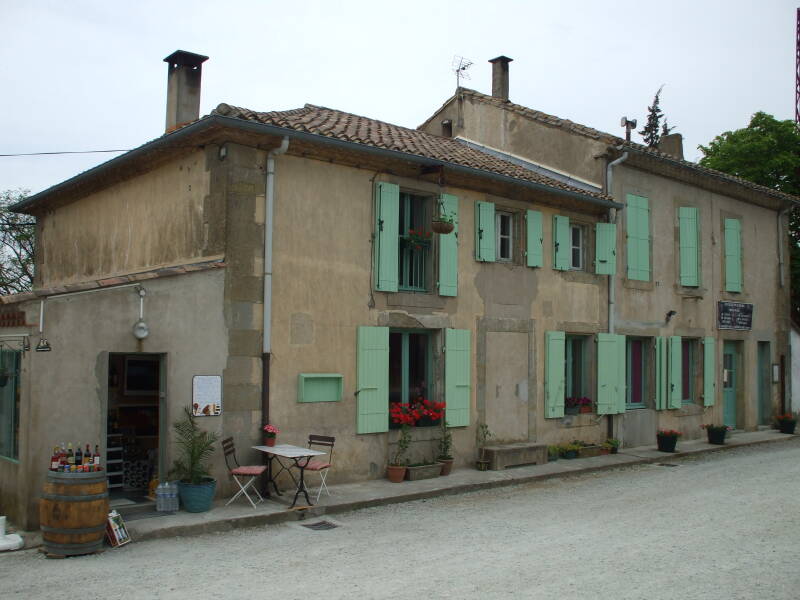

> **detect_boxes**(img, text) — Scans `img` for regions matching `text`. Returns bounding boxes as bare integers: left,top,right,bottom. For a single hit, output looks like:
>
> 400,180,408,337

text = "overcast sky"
1,0,797,196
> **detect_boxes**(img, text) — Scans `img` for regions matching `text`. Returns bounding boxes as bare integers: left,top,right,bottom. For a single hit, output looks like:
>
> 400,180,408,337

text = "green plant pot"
178,478,216,512
562,450,578,459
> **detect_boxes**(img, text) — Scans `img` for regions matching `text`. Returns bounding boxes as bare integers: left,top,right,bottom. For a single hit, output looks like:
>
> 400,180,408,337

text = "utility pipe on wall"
777,207,791,288
262,137,290,429
605,151,628,334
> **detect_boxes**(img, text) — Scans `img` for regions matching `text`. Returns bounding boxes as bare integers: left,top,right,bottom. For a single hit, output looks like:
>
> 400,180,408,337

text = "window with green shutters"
597,333,625,415
626,194,651,281
681,339,698,405
655,337,668,410
724,218,742,292
475,201,496,262
553,215,570,271
668,336,682,409
545,331,566,418
678,207,700,287
398,192,430,292
703,337,716,407
595,223,616,275
626,338,648,409
526,210,543,267
444,328,471,427
437,194,459,297
356,326,390,433
374,183,399,292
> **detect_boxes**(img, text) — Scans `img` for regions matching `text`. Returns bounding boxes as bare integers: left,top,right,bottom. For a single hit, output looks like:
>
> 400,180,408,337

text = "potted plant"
263,423,280,447
701,424,730,445
476,423,493,470
432,201,456,234
564,397,580,415
656,429,681,453
560,443,580,459
606,438,620,454
170,407,219,513
576,439,602,458
547,445,560,462
406,228,432,251
599,442,611,455
436,419,454,475
406,459,443,481
775,413,797,435
578,397,593,414
387,399,445,482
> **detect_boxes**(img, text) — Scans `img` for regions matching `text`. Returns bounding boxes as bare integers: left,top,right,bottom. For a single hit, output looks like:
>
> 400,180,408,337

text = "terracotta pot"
437,458,454,476
265,436,276,447
579,405,592,414
386,465,406,483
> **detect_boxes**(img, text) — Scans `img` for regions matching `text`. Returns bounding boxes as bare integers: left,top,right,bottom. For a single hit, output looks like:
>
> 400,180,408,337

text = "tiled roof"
450,88,799,205
212,103,613,203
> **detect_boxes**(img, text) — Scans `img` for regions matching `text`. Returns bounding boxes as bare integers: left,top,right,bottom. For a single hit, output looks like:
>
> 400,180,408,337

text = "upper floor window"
570,224,585,270
496,211,514,261
398,192,430,292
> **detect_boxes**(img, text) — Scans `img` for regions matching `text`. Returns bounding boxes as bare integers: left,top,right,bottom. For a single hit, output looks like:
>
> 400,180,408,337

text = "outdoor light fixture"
132,287,149,340
665,310,677,323
36,299,51,352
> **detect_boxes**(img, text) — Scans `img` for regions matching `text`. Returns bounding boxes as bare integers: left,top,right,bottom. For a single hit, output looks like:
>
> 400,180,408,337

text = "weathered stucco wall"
35,149,221,287
4,269,227,529
267,153,610,484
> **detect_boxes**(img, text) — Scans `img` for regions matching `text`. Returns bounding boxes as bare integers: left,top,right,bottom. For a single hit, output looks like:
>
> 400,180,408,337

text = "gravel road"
3,439,799,600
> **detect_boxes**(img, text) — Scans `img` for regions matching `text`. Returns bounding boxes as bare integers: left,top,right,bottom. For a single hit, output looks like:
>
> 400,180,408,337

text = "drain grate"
657,463,679,467
301,520,338,531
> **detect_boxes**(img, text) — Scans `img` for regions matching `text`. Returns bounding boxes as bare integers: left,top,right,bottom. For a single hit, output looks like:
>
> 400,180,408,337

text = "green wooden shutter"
374,182,399,292
475,201,495,262
655,337,668,410
679,207,700,287
438,194,459,297
668,336,682,409
724,218,742,292
445,328,471,427
553,215,570,271
356,326,389,433
703,337,716,407
626,194,651,281
526,210,543,268
597,334,618,415
595,223,617,275
545,331,566,418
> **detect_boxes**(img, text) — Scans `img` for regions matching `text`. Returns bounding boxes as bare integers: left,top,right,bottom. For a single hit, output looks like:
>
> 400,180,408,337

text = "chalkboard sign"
718,301,753,330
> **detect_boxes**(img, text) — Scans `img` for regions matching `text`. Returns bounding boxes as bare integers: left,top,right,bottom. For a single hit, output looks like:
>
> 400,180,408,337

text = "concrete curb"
12,433,795,549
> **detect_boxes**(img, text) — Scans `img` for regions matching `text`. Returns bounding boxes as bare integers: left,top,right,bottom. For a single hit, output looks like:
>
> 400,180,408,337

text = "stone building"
0,51,795,528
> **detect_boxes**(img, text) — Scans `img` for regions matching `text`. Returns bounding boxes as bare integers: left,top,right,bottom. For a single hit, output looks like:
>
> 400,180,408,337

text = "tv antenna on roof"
452,56,473,88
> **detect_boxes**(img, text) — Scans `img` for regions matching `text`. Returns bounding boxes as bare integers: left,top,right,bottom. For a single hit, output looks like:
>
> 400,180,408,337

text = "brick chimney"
164,50,209,133
488,56,513,101
657,133,684,160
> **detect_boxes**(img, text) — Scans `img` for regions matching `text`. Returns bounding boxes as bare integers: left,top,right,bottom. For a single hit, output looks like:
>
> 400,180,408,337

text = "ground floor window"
0,349,21,460
626,338,648,409
565,335,589,413
389,330,438,427
682,339,698,404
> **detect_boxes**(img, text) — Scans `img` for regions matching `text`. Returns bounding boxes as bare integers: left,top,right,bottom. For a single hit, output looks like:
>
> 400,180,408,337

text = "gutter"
262,136,290,432
605,150,629,334
13,115,621,214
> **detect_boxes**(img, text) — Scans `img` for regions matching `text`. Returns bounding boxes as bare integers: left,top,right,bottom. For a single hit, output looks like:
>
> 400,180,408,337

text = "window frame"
565,334,589,408
569,224,586,271
681,338,699,405
495,211,514,262
0,349,21,461
397,191,432,293
388,329,438,429
625,337,649,410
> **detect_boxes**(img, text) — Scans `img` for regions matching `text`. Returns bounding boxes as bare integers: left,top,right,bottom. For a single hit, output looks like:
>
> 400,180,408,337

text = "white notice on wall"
192,375,222,416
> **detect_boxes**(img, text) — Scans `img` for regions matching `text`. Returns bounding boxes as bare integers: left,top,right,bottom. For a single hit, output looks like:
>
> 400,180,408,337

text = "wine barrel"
40,471,109,556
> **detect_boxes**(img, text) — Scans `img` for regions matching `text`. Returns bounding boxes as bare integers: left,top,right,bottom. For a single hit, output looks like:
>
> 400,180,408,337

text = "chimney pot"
164,50,209,133
488,56,513,101
657,133,684,160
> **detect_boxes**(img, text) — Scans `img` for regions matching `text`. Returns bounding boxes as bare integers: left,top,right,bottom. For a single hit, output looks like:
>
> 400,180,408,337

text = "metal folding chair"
222,437,266,508
299,435,335,502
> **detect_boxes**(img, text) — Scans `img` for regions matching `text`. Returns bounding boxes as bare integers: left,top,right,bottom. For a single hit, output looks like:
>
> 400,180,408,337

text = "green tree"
698,112,800,319
638,85,674,147
0,190,35,295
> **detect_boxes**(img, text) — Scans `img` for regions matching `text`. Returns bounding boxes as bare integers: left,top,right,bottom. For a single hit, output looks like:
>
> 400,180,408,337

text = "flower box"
405,463,442,481
578,445,602,458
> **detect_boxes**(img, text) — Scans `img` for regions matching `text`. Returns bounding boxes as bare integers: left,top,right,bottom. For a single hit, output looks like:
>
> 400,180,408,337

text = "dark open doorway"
107,353,165,507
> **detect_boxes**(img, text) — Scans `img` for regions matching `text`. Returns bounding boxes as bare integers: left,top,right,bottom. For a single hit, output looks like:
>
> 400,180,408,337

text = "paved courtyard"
2,437,799,599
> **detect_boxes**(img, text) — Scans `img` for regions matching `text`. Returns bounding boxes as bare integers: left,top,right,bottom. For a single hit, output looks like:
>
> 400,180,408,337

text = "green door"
757,342,771,426
723,342,738,429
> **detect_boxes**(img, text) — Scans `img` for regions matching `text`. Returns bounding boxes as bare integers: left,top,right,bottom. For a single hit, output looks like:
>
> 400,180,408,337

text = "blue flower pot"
178,478,216,512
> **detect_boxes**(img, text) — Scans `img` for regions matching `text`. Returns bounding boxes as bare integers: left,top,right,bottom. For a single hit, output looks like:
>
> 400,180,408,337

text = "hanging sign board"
192,375,222,416
717,301,753,330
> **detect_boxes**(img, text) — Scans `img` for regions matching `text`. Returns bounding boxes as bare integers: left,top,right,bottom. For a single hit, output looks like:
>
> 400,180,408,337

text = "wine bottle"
67,443,74,466
84,444,92,465
75,444,83,467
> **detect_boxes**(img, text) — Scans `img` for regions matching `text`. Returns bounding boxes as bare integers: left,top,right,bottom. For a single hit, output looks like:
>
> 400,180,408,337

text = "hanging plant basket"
432,219,454,234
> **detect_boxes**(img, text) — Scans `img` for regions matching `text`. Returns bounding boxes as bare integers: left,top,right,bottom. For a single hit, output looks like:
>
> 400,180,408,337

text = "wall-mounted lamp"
218,145,227,161
665,310,677,324
132,287,149,340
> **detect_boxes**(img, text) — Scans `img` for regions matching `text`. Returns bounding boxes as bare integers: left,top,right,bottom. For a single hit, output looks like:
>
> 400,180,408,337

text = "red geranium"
390,398,445,427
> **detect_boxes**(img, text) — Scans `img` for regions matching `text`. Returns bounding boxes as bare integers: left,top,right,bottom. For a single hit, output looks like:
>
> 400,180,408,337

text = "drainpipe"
777,207,791,288
605,151,628,334
262,136,290,432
